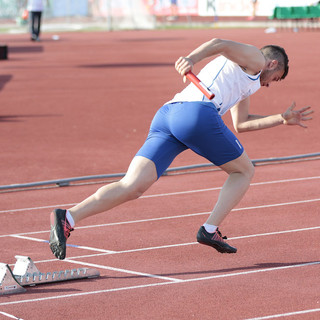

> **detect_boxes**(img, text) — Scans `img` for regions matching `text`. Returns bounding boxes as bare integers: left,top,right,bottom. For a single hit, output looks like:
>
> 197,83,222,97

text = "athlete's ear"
267,59,278,70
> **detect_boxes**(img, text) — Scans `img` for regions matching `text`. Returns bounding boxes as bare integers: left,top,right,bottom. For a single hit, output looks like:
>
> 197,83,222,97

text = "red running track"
0,28,319,319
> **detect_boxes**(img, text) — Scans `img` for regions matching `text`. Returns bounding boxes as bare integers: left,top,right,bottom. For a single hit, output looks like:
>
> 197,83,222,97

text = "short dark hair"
260,45,289,80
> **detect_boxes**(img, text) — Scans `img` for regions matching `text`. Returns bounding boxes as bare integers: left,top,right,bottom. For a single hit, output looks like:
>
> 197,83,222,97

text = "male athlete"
49,38,313,260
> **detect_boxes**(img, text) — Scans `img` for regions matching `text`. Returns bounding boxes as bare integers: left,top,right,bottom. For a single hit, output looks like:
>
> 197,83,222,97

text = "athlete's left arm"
175,38,265,81
230,97,313,133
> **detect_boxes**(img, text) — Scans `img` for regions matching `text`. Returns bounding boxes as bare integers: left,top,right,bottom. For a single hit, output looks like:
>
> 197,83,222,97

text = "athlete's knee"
127,186,147,200
93,180,147,203
245,161,255,181
237,157,255,181
228,164,254,184
120,156,157,201
121,180,149,201
220,153,255,180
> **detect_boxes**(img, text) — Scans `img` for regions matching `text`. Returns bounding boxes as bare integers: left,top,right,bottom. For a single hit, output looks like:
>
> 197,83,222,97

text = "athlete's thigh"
122,156,158,193
136,104,188,179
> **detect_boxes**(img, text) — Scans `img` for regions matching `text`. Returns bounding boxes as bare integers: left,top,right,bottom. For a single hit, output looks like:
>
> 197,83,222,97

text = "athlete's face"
260,68,284,87
260,61,284,87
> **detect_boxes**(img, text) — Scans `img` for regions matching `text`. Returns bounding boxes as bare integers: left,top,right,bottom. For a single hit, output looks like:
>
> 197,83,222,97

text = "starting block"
0,255,100,295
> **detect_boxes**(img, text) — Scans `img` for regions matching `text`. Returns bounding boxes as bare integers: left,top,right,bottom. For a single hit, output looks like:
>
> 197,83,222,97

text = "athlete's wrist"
185,56,195,66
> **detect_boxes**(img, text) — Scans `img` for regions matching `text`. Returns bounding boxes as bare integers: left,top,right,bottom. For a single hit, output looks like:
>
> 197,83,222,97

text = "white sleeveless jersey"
168,56,261,115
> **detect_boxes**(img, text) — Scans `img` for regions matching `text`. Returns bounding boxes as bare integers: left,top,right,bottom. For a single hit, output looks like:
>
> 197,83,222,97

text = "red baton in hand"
185,71,215,100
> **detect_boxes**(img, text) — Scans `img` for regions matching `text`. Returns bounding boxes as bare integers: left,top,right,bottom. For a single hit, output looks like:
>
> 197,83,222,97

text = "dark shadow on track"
9,46,43,54
0,75,12,92
0,114,62,122
104,261,320,280
118,37,185,42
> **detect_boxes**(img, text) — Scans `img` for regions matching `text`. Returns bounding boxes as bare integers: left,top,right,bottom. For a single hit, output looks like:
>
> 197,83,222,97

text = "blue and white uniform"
136,56,261,178
169,56,261,115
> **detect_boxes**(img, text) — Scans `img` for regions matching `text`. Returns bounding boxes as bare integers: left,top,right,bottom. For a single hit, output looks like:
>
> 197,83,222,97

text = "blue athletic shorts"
136,101,244,179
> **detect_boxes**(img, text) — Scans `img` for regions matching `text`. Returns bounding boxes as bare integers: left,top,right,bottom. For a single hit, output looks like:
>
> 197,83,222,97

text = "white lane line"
10,235,46,242
66,259,183,283
1,197,319,239
66,225,320,260
67,245,115,253
0,261,318,307
7,226,318,271
182,261,320,282
230,225,320,240
0,203,77,214
1,175,320,214
73,197,320,231
244,307,320,319
5,226,320,261
10,235,116,254
0,311,24,320
142,176,320,199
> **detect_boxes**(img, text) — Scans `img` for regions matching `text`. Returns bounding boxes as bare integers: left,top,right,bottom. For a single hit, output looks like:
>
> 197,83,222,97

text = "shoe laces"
216,228,228,241
62,219,74,238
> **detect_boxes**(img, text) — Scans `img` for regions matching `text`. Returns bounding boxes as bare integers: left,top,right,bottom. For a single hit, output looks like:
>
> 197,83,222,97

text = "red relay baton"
185,71,215,100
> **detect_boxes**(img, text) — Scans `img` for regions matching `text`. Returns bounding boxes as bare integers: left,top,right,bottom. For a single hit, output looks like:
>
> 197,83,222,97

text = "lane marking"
0,311,24,320
10,235,46,242
64,225,320,261
66,259,183,283
0,203,77,214
73,197,320,231
0,261,318,307
244,307,320,319
10,235,116,253
230,225,320,240
142,175,320,199
1,197,319,239
1,175,320,214
8,226,320,264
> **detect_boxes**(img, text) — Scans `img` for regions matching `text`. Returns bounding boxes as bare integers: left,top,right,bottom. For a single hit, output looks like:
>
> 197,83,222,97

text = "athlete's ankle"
203,223,217,233
66,210,75,228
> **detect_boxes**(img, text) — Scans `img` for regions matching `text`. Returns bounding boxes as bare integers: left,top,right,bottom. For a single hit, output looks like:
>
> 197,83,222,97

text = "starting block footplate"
0,256,100,295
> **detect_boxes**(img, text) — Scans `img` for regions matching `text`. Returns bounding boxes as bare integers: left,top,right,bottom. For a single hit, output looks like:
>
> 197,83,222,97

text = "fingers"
298,112,313,127
288,101,296,110
297,106,313,127
298,105,312,113
299,106,313,121
288,104,313,119
301,111,313,120
283,102,314,128
175,56,193,77
301,112,313,120
298,122,308,128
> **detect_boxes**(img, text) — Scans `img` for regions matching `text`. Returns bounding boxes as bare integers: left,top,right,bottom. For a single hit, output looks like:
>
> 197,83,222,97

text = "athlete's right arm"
175,38,265,78
231,99,313,132
231,97,285,132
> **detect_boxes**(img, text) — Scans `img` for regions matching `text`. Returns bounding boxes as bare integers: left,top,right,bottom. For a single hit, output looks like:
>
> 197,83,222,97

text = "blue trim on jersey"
201,59,227,102
247,73,261,81
208,59,228,88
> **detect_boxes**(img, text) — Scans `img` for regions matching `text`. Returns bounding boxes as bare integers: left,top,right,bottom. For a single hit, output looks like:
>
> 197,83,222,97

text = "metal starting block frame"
0,255,100,295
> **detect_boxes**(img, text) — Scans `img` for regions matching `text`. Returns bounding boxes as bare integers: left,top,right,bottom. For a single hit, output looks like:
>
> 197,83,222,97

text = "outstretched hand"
282,102,313,128
175,57,194,83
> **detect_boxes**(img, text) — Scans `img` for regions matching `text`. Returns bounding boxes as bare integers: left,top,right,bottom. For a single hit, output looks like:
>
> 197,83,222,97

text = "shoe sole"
49,210,67,260
49,243,66,260
197,239,237,254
